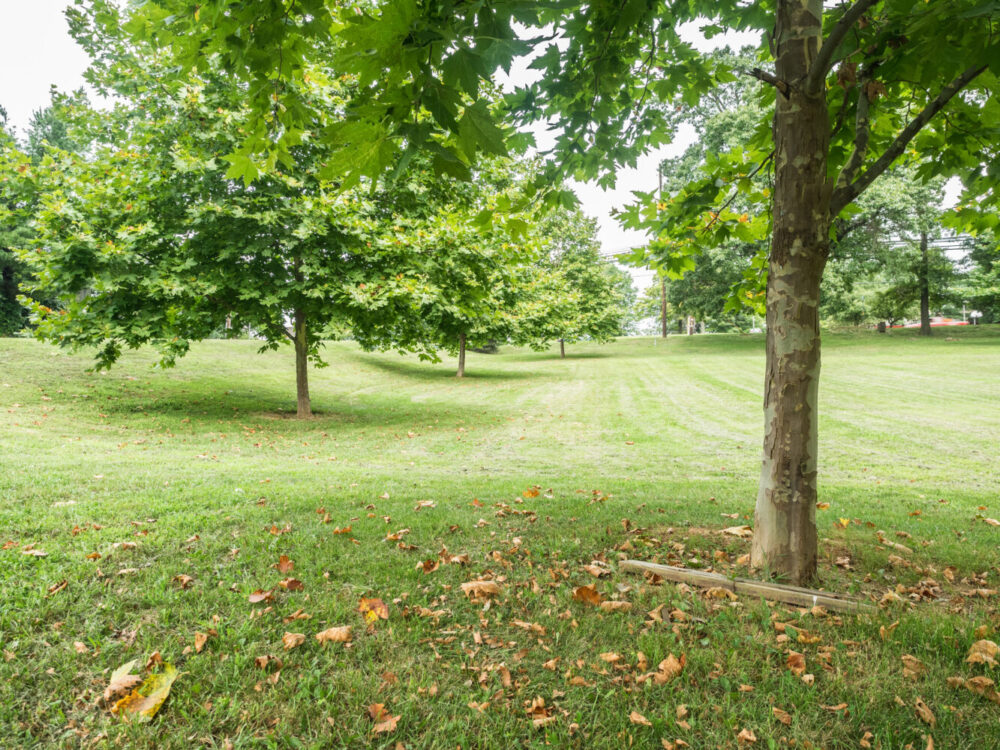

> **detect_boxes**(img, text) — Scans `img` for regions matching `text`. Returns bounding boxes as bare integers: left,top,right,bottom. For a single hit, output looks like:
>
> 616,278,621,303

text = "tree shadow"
353,352,545,382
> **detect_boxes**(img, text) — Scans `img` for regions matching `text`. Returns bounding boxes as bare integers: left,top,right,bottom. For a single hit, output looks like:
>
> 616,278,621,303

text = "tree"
119,0,1000,582
531,209,634,357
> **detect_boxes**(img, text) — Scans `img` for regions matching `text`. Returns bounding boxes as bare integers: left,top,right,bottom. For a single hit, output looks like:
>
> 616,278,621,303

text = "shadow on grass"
354,352,546,382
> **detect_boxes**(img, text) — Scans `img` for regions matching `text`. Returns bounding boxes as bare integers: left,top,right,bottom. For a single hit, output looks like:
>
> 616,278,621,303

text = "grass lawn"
2,328,999,749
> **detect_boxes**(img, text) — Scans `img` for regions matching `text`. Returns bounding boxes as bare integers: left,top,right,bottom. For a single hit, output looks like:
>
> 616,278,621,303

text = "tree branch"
834,82,871,191
830,64,987,215
746,68,790,97
807,0,880,94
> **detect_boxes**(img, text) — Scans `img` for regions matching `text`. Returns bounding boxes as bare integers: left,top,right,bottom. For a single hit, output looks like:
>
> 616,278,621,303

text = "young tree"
534,209,635,357
121,0,1000,582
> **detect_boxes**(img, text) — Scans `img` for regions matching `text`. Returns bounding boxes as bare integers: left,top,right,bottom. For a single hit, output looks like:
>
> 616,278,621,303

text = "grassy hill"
2,328,999,748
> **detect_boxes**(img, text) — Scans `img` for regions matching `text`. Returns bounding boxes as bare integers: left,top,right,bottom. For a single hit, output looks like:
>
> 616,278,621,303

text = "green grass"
2,328,999,749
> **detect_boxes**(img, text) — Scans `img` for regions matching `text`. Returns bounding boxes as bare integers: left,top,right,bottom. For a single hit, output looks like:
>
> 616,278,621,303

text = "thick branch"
835,84,871,191
807,0,880,94
830,64,987,215
746,68,790,97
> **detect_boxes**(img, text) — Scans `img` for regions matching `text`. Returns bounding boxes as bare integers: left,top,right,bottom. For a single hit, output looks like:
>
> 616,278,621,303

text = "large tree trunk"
293,309,311,418
919,231,931,337
559,338,565,358
660,279,668,338
751,0,831,584
457,332,466,377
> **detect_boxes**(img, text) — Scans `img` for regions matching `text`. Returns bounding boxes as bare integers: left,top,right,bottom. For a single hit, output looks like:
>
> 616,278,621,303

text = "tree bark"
919,231,932,337
293,309,311,418
660,279,668,338
559,338,565,358
751,0,830,585
457,332,466,377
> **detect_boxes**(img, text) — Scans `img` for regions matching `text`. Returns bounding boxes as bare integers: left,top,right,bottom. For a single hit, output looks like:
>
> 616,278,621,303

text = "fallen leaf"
103,659,143,702
194,632,209,653
461,580,500,601
737,727,757,744
173,574,194,589
599,600,632,613
572,584,603,606
278,578,304,592
914,697,935,727
368,703,400,734
722,525,753,538
629,710,652,727
282,632,306,650
315,626,353,645
274,555,294,573
772,707,792,725
966,640,999,667
248,589,274,604
111,663,179,721
73,641,89,654
786,651,806,676
359,597,390,623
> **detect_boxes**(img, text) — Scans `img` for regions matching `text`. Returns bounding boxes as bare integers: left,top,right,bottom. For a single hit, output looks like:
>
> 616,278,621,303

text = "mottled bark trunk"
751,0,831,584
660,279,668,338
293,309,311,418
457,333,466,377
919,231,931,337
559,338,565,358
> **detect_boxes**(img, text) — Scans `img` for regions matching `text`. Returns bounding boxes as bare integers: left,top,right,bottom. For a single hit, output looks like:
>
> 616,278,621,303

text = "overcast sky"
0,3,758,291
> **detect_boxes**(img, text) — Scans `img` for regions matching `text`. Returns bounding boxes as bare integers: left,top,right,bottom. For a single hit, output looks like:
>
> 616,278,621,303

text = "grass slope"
2,329,999,748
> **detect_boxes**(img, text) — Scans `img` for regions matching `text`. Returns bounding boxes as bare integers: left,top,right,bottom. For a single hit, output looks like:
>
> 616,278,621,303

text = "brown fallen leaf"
278,578,304,592
629,710,652,727
248,589,274,604
359,597,390,623
914,697,935,728
572,584,603,606
966,640,999,667
786,651,806,676
282,632,306,650
73,641,89,654
315,626,353,645
461,580,501,601
722,525,753,538
173,574,194,589
103,659,144,702
772,706,792,725
599,600,632,613
737,727,757,744
274,554,294,573
902,654,927,679
367,703,400,734
194,632,210,653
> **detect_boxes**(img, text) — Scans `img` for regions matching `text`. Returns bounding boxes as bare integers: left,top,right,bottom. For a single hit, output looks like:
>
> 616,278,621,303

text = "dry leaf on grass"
737,727,757,744
359,597,390,623
316,626,353,644
786,651,806,676
111,663,179,721
194,632,210,653
914,697,935,727
722,525,753,538
572,584,603,606
461,580,500,600
966,640,999,667
629,710,652,726
282,632,306,650
103,659,144,703
367,703,400,734
772,707,792,725
274,555,294,573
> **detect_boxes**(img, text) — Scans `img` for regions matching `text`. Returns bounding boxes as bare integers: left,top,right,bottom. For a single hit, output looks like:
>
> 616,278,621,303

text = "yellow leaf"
112,663,179,721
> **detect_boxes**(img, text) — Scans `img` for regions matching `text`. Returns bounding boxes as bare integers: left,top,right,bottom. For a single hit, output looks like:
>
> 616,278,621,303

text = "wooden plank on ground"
619,560,875,614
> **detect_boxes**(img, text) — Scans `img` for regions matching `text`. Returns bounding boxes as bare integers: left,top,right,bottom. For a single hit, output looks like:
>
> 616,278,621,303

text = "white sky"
0,3,758,291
